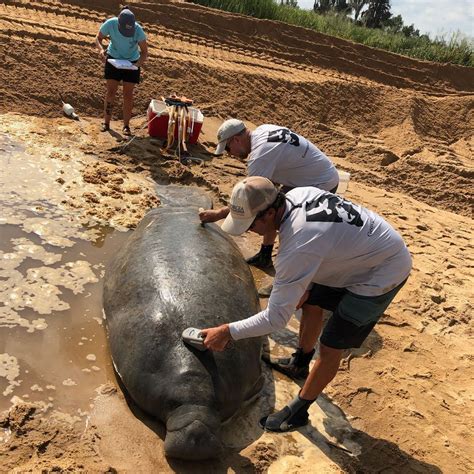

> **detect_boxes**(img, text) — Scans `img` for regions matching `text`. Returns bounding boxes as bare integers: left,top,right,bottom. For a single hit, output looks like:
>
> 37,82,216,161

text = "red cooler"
147,99,204,144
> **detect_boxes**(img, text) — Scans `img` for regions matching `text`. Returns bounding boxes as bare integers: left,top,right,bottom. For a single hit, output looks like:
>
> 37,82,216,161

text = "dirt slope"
0,1,473,473
0,0,472,216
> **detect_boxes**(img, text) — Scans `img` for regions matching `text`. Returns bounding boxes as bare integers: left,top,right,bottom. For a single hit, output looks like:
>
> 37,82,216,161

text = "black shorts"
306,280,407,350
104,56,140,84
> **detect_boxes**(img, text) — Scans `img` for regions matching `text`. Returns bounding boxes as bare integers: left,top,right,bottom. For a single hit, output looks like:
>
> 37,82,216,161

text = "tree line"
279,0,426,38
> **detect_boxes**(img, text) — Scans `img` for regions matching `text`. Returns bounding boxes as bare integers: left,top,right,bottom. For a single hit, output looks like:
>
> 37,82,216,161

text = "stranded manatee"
103,186,263,460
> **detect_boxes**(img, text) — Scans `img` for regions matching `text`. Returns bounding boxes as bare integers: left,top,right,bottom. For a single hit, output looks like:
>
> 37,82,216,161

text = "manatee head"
164,404,223,460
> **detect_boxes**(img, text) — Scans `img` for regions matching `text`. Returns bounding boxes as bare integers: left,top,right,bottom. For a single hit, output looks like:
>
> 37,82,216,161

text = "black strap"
164,98,191,108
280,195,303,226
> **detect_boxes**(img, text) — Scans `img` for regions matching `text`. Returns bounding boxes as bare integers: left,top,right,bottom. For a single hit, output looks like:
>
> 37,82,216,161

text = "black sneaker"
246,251,273,269
263,348,315,381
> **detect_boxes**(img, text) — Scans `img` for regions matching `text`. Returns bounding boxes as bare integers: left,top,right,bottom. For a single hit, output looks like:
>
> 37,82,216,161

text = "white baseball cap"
215,119,246,155
221,177,278,235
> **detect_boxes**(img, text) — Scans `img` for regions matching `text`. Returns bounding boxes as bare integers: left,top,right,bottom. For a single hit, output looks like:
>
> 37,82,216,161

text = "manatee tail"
164,405,223,460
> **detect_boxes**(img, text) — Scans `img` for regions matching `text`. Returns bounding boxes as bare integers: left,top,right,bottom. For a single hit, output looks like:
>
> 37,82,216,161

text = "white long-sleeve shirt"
229,187,412,340
247,125,339,191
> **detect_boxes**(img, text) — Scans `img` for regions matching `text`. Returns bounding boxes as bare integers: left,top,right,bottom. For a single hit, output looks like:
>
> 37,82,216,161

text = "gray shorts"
306,279,407,349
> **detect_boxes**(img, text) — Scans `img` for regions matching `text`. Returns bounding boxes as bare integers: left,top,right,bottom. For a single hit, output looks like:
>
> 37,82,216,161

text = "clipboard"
107,59,138,70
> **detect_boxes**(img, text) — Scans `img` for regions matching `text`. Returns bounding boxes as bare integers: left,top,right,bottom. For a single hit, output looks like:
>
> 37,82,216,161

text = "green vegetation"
192,0,473,67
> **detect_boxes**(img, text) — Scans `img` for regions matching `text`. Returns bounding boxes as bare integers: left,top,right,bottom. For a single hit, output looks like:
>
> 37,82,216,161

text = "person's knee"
319,343,343,362
106,80,119,92
106,88,118,101
123,85,135,100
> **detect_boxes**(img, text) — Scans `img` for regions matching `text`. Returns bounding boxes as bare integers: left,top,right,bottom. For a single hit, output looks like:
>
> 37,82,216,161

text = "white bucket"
337,170,350,197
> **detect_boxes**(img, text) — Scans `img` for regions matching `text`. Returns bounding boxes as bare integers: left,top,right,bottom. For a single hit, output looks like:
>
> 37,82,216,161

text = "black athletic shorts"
306,279,407,350
104,56,141,84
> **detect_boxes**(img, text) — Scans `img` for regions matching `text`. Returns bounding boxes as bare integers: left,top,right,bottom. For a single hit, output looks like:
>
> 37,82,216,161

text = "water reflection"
0,134,129,417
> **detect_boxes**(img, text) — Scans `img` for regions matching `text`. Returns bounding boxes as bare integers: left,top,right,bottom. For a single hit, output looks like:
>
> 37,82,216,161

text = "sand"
0,0,473,472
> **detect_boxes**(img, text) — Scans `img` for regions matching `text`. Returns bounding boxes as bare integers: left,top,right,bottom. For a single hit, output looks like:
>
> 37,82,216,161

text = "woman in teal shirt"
95,7,148,136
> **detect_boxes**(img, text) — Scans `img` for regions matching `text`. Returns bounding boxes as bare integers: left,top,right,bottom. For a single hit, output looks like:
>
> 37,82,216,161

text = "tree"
385,13,403,33
362,0,392,29
348,0,369,21
333,0,351,13
402,24,420,37
280,0,298,7
313,0,332,13
313,0,350,14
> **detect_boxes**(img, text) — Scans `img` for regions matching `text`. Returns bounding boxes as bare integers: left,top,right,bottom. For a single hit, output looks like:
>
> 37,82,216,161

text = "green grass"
192,0,473,67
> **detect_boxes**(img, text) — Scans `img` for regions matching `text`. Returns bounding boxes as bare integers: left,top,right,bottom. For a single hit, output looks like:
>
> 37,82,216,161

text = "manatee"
103,185,263,460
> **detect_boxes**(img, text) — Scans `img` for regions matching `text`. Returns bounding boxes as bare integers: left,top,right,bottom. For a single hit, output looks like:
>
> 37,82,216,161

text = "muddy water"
0,134,129,417
0,133,299,428
0,135,268,415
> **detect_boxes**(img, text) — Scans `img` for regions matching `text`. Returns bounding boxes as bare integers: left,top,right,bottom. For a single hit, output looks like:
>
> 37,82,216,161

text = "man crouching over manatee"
201,176,411,432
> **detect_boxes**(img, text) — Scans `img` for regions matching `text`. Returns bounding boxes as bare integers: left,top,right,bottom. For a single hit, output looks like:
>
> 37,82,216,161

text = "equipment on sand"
119,97,204,164
147,97,204,165
60,94,79,120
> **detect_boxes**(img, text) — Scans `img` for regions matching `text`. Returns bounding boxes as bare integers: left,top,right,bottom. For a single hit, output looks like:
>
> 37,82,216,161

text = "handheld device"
182,327,207,351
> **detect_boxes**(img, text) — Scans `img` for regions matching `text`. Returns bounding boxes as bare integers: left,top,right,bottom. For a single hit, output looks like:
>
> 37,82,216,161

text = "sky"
297,0,474,39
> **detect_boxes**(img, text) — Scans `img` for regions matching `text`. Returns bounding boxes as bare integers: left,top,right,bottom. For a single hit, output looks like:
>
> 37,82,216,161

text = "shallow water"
0,133,289,423
0,134,129,416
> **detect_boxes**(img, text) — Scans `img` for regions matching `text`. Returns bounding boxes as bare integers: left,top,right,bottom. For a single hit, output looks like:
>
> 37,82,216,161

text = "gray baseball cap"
215,119,246,155
118,9,136,37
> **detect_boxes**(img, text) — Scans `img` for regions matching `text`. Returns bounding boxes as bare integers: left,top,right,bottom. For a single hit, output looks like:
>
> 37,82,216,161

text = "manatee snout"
164,405,223,460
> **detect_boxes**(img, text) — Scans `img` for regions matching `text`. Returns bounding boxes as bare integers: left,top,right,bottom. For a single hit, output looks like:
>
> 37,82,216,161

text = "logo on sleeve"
305,195,363,226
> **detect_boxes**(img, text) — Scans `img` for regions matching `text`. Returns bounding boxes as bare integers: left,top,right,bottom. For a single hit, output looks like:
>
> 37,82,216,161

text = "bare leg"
122,81,135,128
104,79,119,125
299,304,324,353
300,343,343,400
263,304,324,379
262,341,344,431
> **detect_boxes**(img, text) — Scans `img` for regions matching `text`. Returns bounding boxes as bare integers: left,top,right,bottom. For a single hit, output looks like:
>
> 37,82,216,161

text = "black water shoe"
262,348,315,381
246,245,274,269
260,395,315,432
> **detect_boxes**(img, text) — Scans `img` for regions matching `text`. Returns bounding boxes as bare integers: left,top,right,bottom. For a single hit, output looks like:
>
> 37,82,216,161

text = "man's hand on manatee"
198,207,230,224
201,324,232,351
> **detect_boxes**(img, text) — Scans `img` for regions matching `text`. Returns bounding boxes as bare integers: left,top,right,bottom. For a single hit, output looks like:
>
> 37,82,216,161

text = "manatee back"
103,195,263,422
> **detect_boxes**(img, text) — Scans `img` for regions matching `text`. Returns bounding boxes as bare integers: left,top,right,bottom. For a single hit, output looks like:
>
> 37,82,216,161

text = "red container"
147,99,203,144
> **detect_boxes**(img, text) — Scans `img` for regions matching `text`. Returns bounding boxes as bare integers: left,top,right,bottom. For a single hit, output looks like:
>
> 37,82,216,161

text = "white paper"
107,59,138,70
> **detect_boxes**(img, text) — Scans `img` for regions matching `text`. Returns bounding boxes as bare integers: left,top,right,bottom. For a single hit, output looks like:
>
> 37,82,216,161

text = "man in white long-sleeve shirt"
199,119,339,269
201,176,411,432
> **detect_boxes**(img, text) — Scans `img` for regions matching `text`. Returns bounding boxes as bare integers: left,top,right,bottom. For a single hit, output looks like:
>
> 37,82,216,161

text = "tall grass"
192,0,473,67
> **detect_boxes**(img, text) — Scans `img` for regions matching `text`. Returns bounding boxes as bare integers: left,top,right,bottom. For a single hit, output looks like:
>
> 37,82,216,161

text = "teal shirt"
100,18,146,61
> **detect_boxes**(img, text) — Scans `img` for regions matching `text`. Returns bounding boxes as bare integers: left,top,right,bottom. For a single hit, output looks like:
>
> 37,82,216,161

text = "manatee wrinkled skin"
103,193,263,460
